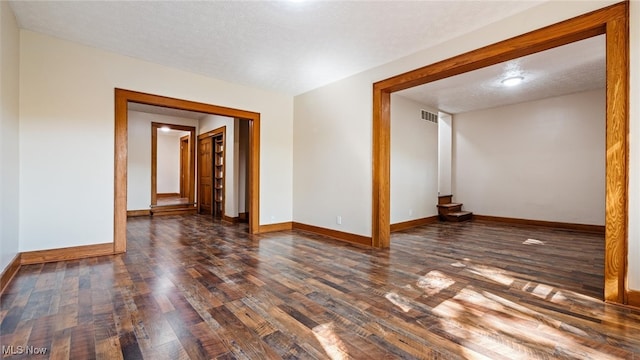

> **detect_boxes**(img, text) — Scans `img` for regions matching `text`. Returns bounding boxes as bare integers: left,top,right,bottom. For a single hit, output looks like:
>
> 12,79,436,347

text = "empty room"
1,1,639,359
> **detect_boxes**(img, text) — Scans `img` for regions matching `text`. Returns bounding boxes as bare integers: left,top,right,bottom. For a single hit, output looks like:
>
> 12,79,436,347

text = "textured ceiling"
9,0,544,95
396,35,606,114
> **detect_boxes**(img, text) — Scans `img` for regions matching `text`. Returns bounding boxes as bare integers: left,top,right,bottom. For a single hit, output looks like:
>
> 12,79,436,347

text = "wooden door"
198,137,213,215
180,135,189,198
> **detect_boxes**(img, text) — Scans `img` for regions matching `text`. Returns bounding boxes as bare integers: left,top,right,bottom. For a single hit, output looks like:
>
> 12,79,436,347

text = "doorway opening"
114,89,261,253
151,122,196,215
372,3,628,304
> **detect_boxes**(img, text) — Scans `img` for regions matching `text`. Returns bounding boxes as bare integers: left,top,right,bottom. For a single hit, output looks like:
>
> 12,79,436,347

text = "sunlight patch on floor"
416,270,455,296
481,290,589,338
431,288,621,359
384,292,413,313
550,290,569,303
523,238,545,245
466,264,514,286
524,282,554,299
432,296,465,318
313,322,349,360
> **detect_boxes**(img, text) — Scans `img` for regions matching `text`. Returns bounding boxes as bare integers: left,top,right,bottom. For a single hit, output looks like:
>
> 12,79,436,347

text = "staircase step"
445,211,473,222
151,207,197,216
438,203,463,216
438,195,453,205
437,203,462,209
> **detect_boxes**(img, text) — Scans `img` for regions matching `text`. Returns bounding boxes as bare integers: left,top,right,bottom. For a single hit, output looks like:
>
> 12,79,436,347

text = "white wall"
293,76,373,235
0,2,20,272
390,94,438,224
452,89,605,225
127,110,197,210
157,132,184,194
438,112,453,196
294,0,619,237
19,31,293,251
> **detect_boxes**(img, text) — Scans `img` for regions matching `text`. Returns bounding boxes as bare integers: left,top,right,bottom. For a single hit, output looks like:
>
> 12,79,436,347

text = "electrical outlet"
336,216,342,225
409,209,413,216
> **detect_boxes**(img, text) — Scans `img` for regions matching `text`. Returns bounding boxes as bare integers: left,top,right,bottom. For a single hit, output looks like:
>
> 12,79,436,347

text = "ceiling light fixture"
160,126,171,132
501,76,524,87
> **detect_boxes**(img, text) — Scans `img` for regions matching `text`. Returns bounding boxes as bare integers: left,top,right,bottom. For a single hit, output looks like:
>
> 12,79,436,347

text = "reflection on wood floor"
1,215,639,359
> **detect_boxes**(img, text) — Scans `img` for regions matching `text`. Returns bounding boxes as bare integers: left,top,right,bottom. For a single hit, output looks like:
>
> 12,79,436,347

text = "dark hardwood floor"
2,215,639,359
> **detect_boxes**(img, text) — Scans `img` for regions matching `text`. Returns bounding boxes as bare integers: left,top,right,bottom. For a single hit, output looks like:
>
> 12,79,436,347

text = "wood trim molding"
473,215,606,234
198,126,225,140
0,254,21,295
127,209,151,217
603,4,629,306
115,89,262,255
628,290,640,308
150,208,197,216
151,123,157,205
371,3,629,304
222,214,239,223
391,216,439,232
293,222,372,246
20,243,115,265
259,222,293,233
157,193,180,198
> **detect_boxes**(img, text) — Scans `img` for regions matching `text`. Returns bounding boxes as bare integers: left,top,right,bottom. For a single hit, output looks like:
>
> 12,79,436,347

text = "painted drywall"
294,0,619,237
293,76,373,235
452,89,605,225
438,112,453,196
628,0,639,290
19,32,293,251
157,132,185,194
390,94,438,224
127,110,197,211
0,2,20,272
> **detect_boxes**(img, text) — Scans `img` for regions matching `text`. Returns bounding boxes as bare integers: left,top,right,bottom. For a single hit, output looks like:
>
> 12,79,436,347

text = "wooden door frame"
179,134,190,198
198,126,226,217
372,3,629,304
115,89,261,253
151,122,196,207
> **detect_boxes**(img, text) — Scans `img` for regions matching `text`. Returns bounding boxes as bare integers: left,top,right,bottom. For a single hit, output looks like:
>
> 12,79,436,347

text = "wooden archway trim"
114,89,261,253
372,2,629,304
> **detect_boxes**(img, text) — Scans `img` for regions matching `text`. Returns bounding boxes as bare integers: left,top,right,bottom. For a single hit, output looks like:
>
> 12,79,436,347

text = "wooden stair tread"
448,211,472,216
437,203,462,208
151,207,198,216
444,211,473,222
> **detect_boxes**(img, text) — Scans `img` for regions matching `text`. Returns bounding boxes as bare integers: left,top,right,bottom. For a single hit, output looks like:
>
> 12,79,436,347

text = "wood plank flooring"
2,215,639,359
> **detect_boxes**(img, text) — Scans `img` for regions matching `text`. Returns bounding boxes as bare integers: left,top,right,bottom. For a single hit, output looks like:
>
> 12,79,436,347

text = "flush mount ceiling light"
501,76,524,87
160,126,171,132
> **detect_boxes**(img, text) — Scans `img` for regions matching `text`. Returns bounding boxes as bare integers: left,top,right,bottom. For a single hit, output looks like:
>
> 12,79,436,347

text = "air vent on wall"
421,109,438,124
